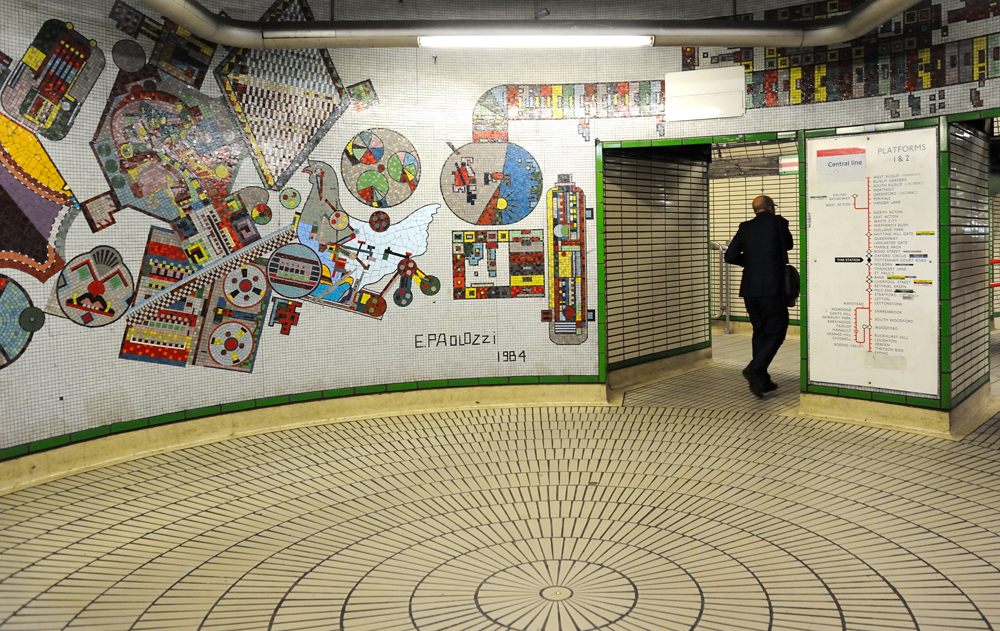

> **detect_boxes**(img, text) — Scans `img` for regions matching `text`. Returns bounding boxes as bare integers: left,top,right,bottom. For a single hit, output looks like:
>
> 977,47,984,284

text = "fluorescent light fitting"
418,35,653,48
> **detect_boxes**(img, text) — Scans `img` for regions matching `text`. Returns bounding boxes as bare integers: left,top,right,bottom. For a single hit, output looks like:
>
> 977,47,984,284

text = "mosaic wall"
4,0,1000,450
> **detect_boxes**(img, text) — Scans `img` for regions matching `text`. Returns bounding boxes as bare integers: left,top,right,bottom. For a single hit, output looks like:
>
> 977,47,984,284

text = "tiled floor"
1,331,1000,630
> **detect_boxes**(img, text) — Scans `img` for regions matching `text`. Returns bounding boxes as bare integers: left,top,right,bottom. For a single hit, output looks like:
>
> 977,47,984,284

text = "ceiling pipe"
138,0,925,49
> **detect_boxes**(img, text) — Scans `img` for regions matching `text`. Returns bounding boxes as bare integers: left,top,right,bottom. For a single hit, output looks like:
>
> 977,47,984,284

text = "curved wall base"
0,384,612,497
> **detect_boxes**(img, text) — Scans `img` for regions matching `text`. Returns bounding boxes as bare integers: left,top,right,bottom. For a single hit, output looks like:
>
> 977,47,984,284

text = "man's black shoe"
762,380,778,393
742,368,764,399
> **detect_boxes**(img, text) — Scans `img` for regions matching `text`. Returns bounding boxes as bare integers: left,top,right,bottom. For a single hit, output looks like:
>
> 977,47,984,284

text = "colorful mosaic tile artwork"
341,128,421,208
214,0,354,190
0,20,105,141
88,64,260,270
440,142,543,224
545,175,588,345
473,82,667,142
120,227,296,372
46,246,134,327
0,274,43,371
0,111,77,282
452,229,545,300
293,160,439,318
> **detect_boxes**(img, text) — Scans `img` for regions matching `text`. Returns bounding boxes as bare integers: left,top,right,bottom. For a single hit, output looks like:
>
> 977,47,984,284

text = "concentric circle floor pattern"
1,335,1000,630
1,407,999,631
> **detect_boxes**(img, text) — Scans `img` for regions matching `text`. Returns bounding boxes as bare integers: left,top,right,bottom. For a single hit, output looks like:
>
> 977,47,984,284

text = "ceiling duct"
138,0,925,49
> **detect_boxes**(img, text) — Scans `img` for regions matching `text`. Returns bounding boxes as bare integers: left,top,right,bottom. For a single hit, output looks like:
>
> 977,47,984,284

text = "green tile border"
0,374,605,463
256,395,289,408
0,444,28,460
221,400,254,413
804,128,837,138
650,138,682,146
386,382,418,392
185,405,220,420
148,411,185,426
597,142,608,384
71,426,109,442
111,418,148,433
837,388,872,400
745,132,777,142
620,140,650,148
323,387,353,399
682,136,713,145
29,435,71,453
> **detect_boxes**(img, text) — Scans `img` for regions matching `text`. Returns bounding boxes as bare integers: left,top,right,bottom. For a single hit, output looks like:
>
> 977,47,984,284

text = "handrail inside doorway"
710,241,732,334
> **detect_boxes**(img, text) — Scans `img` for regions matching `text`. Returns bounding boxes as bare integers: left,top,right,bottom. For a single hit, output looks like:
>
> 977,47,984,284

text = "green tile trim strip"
837,388,872,400
906,396,941,409
29,435,71,453
620,140,650,148
0,444,28,460
905,117,940,128
683,136,713,145
650,138,682,146
148,411,185,426
745,132,777,141
71,426,109,442
597,147,608,385
221,400,254,413
111,418,148,433
186,405,221,420
804,128,837,138
713,135,743,143
946,111,983,122
607,341,711,372
386,382,418,392
256,395,290,407
0,375,604,463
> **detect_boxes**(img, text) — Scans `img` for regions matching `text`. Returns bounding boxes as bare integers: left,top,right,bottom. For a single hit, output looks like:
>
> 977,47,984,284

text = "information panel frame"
805,127,940,398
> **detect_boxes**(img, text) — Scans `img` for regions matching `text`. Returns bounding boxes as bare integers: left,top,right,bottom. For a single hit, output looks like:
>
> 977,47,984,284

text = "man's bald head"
752,195,775,214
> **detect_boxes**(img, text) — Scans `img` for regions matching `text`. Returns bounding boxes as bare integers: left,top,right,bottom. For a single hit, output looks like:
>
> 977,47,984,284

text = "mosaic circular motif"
0,274,38,370
341,128,420,208
418,275,440,296
56,246,134,327
251,204,272,225
267,243,322,299
18,307,45,333
224,264,267,308
368,210,390,232
439,142,542,225
112,39,146,73
207,322,254,366
279,188,301,209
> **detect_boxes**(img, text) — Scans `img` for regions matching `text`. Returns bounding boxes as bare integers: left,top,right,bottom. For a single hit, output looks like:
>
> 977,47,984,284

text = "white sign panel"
663,66,746,121
806,127,939,397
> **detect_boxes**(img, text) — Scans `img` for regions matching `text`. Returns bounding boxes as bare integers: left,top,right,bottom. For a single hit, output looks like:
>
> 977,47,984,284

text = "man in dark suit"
724,195,793,398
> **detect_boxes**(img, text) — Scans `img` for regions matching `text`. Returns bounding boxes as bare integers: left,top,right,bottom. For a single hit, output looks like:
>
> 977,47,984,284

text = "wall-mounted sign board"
806,127,939,397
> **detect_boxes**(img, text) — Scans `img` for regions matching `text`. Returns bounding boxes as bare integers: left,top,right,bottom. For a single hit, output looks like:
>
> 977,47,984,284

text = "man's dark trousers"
744,295,788,379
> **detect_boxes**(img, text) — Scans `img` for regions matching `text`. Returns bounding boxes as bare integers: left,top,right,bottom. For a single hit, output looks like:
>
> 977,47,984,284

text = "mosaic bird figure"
296,160,437,297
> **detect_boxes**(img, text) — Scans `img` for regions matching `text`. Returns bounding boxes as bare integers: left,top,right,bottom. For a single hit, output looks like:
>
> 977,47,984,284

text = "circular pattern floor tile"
1,404,999,631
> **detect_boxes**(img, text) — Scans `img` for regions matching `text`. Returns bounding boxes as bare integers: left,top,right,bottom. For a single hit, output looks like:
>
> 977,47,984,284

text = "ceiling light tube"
418,35,653,48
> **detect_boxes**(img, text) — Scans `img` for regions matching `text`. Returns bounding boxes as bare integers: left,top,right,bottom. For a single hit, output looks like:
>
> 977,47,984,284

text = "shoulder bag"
780,220,800,308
